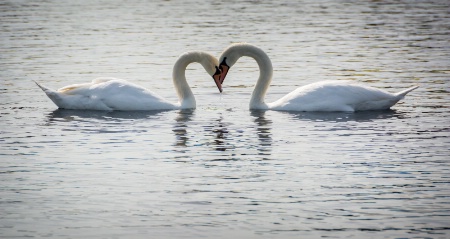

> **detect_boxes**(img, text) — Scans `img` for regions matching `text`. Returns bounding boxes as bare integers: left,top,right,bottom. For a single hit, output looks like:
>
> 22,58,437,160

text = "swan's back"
82,79,176,110
36,78,177,110
270,80,417,112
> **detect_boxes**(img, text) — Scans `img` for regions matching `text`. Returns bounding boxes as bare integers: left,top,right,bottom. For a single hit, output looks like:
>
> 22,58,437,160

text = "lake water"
1,0,449,238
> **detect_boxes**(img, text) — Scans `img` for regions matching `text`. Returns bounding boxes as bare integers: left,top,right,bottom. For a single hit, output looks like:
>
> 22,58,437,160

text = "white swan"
35,51,222,111
218,43,418,112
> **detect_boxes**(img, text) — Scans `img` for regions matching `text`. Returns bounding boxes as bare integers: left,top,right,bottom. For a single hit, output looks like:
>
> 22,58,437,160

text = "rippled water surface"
1,0,449,238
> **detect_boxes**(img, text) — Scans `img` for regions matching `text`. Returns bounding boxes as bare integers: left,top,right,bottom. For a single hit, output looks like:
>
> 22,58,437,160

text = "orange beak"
219,58,229,85
212,66,222,93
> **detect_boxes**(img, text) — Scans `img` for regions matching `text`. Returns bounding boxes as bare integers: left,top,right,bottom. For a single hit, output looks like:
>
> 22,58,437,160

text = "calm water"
1,0,450,238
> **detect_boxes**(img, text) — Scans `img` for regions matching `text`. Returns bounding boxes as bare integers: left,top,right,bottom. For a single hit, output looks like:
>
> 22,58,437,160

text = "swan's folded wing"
270,81,397,112
91,77,121,84
87,80,177,110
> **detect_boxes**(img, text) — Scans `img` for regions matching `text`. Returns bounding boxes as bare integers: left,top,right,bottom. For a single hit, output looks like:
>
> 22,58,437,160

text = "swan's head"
218,43,256,85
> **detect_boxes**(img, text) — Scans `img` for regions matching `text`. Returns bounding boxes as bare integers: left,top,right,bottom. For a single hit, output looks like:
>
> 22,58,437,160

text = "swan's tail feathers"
34,81,53,93
395,85,419,98
34,81,59,96
34,81,63,107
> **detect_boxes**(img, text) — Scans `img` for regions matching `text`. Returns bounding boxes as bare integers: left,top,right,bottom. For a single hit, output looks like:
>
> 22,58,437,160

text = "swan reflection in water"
251,110,273,156
46,108,405,160
173,109,195,148
206,115,231,152
204,111,273,157
173,110,273,158
47,109,167,121
283,109,407,123
173,111,233,151
45,109,169,134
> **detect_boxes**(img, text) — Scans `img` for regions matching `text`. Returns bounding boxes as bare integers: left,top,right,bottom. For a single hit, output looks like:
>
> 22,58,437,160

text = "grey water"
1,0,449,238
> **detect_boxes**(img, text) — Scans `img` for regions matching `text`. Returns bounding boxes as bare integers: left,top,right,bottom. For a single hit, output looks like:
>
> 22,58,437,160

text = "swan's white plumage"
36,52,219,111
269,80,418,112
36,78,175,111
219,43,418,112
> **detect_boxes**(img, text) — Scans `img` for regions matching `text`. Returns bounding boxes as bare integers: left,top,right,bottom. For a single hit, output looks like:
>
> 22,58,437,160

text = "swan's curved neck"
232,45,273,109
172,53,200,109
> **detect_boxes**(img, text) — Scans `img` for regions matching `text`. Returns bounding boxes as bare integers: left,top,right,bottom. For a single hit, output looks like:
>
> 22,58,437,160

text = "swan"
218,43,418,112
35,51,223,111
